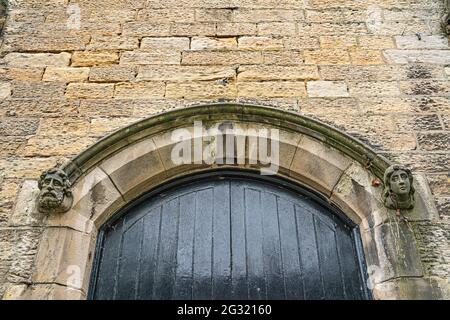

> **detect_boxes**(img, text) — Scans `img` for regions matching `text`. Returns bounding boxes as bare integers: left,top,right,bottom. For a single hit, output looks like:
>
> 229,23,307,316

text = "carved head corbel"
37,167,73,214
443,0,450,35
383,165,415,211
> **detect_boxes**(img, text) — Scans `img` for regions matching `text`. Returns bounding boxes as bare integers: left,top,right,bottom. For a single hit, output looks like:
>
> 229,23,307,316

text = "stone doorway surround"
3,103,446,300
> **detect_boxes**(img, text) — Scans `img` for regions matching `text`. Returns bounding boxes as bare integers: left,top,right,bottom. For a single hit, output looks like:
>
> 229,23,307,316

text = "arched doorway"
5,104,440,300
89,171,370,300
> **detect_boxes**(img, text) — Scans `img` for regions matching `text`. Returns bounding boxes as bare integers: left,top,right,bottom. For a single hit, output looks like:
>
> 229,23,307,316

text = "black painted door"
90,177,367,300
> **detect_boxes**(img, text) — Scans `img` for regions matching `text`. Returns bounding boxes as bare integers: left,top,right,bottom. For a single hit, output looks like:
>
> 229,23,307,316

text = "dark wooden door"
90,176,368,300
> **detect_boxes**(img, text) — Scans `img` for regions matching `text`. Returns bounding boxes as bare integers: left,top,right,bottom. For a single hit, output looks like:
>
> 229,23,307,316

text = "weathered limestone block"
0,158,58,179
0,99,79,117
140,37,190,51
7,228,43,283
399,80,450,95
238,65,319,81
262,51,304,65
427,174,450,197
435,198,450,219
0,68,44,82
413,221,450,278
3,284,85,300
66,83,114,99
22,137,97,157
354,132,417,152
137,66,235,82
372,277,448,300
32,227,95,293
320,65,446,81
122,22,171,36
384,50,450,64
114,82,165,99
170,23,216,36
393,114,442,132
257,22,296,36
9,180,43,227
195,8,233,22
0,83,11,99
38,117,90,136
2,35,89,52
43,67,90,83
87,36,139,50
89,66,136,82
319,36,357,48
361,222,423,286
217,23,257,36
0,118,36,137
1,53,71,68
299,97,358,115
0,137,27,158
301,22,367,35
306,81,349,97
71,52,119,67
358,36,395,49
11,82,66,98
182,51,263,65
99,137,166,201
120,51,181,65
386,153,450,173
290,136,352,197
166,80,237,99
348,81,401,96
417,133,450,151
89,117,140,136
349,49,384,65
443,114,450,129
78,99,134,117
282,36,319,49
304,49,350,64
137,9,195,22
234,8,304,22
238,81,306,97
306,9,366,23
191,37,237,50
395,35,449,49
237,36,283,51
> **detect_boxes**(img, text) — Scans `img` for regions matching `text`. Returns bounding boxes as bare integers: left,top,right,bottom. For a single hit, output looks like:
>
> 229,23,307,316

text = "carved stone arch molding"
4,103,444,300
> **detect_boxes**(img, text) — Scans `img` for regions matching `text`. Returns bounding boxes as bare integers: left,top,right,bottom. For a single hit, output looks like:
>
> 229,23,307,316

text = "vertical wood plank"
94,221,123,300
261,192,285,299
212,181,232,299
153,198,179,300
230,181,248,299
173,193,196,299
315,218,345,299
277,200,303,299
137,206,162,299
296,208,323,299
115,219,143,299
335,225,364,300
245,186,266,300
193,188,213,299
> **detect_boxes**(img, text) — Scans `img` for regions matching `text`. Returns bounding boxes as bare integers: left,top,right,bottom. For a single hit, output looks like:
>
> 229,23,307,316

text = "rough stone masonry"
0,0,449,298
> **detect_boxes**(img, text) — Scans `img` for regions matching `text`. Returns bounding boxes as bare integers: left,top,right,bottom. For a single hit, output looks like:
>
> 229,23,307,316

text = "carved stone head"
37,167,73,214
383,165,415,210
443,13,450,35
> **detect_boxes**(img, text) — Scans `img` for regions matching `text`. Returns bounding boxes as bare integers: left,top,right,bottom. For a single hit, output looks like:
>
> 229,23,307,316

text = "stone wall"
0,0,449,299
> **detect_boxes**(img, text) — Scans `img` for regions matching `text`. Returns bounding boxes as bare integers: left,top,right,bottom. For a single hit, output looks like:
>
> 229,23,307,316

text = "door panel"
90,177,367,300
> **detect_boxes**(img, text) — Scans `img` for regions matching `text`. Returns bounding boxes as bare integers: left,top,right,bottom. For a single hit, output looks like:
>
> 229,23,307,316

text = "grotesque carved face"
39,173,65,209
389,169,410,195
37,168,72,213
